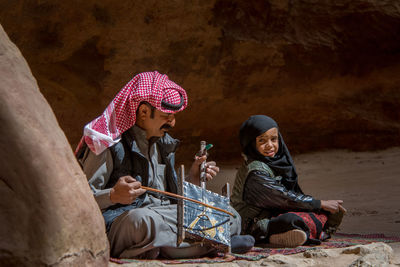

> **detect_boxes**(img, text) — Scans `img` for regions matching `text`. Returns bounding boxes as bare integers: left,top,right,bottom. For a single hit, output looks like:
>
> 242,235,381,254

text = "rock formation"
0,0,399,162
0,24,109,266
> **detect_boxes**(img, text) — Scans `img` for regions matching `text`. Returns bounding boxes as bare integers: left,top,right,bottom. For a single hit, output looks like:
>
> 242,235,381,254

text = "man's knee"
126,208,158,230
109,208,160,245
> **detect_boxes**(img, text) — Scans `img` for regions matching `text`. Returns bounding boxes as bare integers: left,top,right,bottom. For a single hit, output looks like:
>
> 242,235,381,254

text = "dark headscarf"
239,115,302,193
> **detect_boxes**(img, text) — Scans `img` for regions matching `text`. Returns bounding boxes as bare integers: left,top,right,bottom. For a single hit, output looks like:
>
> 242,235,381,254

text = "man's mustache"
160,124,173,130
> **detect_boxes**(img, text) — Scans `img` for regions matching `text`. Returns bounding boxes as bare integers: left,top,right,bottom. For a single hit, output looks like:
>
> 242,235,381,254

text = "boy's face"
255,127,279,158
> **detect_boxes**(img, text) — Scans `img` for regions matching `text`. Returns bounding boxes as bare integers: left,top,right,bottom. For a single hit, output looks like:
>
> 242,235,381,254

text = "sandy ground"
111,147,400,266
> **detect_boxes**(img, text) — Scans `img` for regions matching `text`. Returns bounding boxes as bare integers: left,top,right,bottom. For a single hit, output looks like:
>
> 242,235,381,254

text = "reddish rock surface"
0,0,399,163
0,24,109,266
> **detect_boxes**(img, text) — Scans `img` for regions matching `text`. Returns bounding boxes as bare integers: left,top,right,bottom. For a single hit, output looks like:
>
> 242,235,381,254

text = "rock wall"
0,24,109,266
0,0,399,162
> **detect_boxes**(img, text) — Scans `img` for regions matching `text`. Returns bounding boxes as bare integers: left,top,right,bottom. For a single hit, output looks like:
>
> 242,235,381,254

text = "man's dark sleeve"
243,170,321,212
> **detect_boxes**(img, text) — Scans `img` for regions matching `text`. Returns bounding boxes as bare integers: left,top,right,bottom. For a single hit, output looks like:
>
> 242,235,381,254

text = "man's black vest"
102,131,179,231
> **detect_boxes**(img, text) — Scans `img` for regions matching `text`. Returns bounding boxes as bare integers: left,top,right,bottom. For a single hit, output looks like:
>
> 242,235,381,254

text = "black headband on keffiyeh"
239,115,302,192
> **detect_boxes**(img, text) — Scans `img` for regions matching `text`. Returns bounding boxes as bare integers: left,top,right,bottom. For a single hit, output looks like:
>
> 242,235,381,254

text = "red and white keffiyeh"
75,71,188,155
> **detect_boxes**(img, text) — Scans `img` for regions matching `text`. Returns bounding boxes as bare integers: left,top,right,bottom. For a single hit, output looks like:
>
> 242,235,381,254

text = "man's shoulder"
80,146,113,169
108,137,130,161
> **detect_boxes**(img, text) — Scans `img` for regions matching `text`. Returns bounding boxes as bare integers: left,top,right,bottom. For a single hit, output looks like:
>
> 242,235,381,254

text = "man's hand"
188,155,220,185
110,176,146,204
321,200,347,214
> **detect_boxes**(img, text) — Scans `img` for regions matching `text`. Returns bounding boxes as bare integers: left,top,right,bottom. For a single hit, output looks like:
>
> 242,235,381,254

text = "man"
76,71,254,259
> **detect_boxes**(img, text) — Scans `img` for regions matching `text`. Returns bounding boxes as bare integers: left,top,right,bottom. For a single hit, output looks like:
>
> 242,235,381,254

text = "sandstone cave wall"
0,0,399,162
0,24,109,266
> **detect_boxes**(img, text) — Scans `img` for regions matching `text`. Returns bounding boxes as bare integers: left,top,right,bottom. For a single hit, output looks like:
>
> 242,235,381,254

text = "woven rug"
110,233,400,264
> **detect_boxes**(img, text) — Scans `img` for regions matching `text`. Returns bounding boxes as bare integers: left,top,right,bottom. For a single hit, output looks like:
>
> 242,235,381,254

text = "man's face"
142,108,176,138
255,127,279,158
